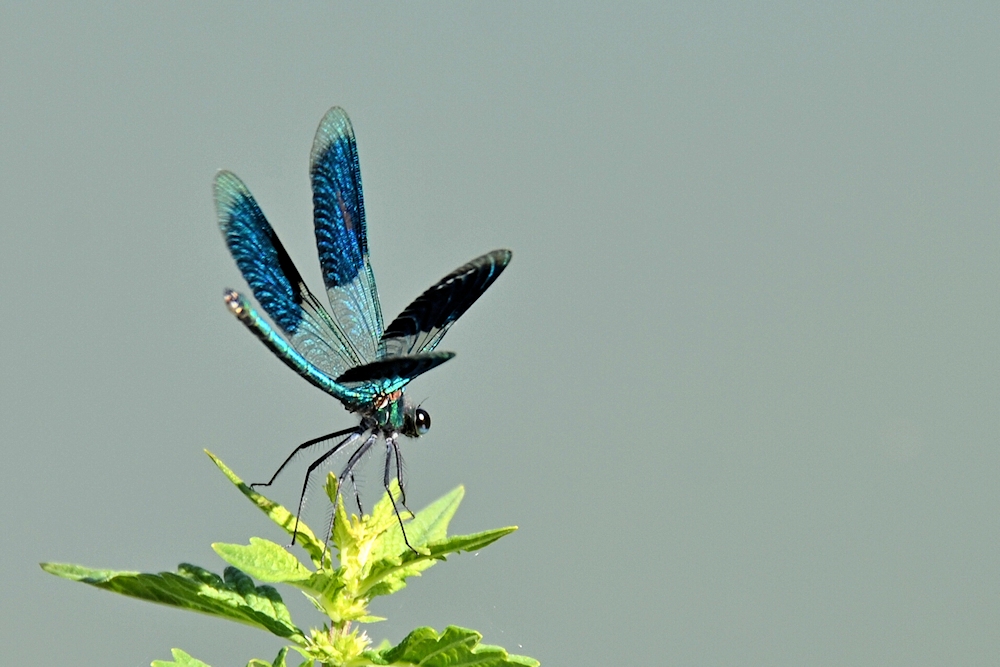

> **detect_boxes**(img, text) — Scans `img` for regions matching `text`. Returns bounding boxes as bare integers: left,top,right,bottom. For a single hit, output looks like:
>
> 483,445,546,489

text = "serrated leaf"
380,626,539,667
41,562,304,642
371,485,463,558
405,485,465,544
329,475,413,557
213,538,313,584
362,526,517,598
425,527,518,557
150,648,211,666
207,450,328,568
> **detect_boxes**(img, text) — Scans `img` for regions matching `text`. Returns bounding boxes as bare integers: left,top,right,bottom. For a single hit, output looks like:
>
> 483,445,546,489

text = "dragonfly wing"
215,170,362,378
224,290,364,409
381,249,511,357
311,107,384,365
336,352,455,396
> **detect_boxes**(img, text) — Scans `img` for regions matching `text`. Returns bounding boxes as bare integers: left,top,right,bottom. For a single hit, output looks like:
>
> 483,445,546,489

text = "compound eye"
415,408,431,435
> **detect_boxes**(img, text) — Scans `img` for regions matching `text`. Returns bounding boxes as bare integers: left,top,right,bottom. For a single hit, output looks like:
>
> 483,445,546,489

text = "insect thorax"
367,390,407,432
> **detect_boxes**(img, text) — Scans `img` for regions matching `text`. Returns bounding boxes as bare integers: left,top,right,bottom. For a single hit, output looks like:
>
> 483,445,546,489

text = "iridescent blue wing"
336,352,455,398
215,170,364,378
381,250,511,358
223,290,365,409
311,107,384,366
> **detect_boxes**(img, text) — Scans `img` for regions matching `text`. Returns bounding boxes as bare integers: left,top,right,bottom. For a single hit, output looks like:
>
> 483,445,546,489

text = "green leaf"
311,480,520,610
150,648,211,666
362,526,517,599
207,450,328,568
402,485,465,544
428,526,518,554
245,646,290,667
379,626,540,667
369,485,463,559
40,562,304,642
213,538,313,584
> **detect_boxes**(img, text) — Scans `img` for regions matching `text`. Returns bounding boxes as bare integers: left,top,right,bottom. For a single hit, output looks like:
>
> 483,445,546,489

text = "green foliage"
41,451,537,667
151,648,212,667
40,562,303,641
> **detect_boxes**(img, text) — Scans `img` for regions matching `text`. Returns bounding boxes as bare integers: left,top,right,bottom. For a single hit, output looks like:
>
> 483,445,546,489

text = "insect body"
216,107,511,551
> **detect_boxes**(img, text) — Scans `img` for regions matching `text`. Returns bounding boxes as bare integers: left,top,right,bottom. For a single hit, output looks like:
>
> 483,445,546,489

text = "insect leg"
349,470,364,516
290,428,362,545
324,432,379,547
391,436,412,513
384,434,417,554
251,426,361,489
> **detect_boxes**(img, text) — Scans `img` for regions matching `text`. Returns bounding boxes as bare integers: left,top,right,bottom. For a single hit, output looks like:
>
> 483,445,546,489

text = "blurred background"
2,3,998,665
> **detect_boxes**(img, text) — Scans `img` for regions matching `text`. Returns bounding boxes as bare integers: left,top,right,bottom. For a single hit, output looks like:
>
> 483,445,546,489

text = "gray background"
2,3,998,665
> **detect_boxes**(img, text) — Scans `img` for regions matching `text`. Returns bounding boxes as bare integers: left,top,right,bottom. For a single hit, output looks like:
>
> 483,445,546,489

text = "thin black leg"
290,429,362,545
384,434,417,553
391,437,412,514
323,432,379,549
251,425,360,489
349,470,364,516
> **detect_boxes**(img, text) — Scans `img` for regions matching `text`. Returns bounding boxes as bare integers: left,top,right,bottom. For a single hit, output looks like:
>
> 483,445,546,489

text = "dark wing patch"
336,352,455,386
216,170,305,333
337,352,455,384
380,249,512,357
311,107,384,363
215,170,362,376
